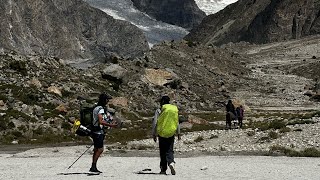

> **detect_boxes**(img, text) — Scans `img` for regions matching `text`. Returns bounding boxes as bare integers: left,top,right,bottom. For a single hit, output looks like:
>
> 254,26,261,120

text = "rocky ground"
1,34,320,157
122,35,320,156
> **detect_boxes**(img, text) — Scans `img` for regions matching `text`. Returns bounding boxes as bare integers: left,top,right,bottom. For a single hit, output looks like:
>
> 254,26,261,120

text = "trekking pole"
67,144,93,169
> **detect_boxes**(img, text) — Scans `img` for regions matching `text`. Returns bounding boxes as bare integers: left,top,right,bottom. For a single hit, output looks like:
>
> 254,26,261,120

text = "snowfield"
194,0,239,14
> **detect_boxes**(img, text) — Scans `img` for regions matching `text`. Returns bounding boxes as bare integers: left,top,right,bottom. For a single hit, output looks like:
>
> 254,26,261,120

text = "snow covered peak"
194,0,238,15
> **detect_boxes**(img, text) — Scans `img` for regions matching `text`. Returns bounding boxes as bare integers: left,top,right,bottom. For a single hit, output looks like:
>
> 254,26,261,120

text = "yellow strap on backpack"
157,104,179,138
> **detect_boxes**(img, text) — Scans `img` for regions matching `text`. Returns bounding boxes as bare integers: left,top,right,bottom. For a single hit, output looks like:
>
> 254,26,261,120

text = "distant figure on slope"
152,95,181,175
226,100,236,129
236,105,244,128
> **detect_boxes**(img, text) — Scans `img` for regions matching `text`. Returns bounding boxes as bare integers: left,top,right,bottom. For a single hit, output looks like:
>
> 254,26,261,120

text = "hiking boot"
89,167,102,173
169,163,176,175
159,171,167,175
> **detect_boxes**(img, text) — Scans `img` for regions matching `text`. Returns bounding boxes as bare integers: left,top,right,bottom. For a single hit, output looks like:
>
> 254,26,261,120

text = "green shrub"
184,123,224,133
5,109,35,122
1,133,15,144
61,121,71,130
247,120,286,131
247,131,255,136
269,145,320,157
194,136,204,143
268,120,286,129
11,130,23,138
17,125,28,132
258,131,279,143
312,111,320,117
106,128,148,144
210,134,219,139
287,119,315,125
7,121,15,129
0,94,8,101
279,127,291,133
268,131,279,139
302,148,320,157
190,112,225,122
9,61,28,75
0,84,41,105
33,126,44,135
186,41,197,47
61,90,74,97
259,136,270,142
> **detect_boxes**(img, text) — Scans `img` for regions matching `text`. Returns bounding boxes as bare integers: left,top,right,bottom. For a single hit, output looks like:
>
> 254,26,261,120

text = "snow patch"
194,0,239,15
84,0,188,47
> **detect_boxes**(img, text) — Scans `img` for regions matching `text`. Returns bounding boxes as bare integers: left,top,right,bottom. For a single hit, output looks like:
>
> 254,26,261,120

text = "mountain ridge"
0,0,149,61
131,0,206,30
185,0,320,45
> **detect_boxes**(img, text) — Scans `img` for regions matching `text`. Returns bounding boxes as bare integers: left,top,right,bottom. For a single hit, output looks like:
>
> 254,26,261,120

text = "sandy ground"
0,146,320,180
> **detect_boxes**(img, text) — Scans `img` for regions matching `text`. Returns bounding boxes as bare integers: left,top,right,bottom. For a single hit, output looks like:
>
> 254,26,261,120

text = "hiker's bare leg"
93,147,103,163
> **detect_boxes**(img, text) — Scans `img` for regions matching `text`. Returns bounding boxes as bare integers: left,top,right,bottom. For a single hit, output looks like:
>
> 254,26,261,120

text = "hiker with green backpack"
152,95,181,175
90,93,118,173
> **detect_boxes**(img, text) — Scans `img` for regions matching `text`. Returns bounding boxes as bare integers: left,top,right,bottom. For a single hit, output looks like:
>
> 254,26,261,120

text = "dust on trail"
231,36,320,111
1,147,320,180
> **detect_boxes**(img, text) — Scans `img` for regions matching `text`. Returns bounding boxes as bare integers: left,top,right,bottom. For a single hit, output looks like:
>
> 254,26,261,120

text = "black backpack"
75,104,102,136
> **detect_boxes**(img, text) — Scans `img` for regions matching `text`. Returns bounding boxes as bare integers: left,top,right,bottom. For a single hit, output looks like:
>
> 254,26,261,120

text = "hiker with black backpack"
90,93,118,173
152,96,181,175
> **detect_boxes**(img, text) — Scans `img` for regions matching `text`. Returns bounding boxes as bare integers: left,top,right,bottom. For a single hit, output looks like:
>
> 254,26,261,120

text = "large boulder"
142,68,179,86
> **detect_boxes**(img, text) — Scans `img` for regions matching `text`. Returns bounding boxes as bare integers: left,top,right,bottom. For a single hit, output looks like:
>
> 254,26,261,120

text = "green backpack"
156,104,179,138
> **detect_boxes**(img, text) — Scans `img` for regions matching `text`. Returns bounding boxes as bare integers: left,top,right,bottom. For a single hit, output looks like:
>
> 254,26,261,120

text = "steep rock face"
0,0,149,60
131,0,206,30
185,0,320,45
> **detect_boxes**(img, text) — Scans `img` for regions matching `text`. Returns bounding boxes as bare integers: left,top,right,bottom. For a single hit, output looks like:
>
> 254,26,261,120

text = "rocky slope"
0,0,149,61
1,34,320,155
124,35,320,156
131,0,206,30
185,0,320,45
0,40,248,145
1,0,320,156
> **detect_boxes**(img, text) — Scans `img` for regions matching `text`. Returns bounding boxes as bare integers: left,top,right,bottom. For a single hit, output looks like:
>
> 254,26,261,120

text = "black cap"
99,93,113,100
160,95,170,104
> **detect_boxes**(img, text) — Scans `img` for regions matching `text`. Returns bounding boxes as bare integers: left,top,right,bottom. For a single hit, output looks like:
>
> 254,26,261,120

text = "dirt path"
1,146,320,180
231,36,320,111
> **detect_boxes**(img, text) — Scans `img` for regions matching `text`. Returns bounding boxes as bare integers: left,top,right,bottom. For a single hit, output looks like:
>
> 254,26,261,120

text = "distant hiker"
236,105,244,128
225,100,236,129
152,96,181,175
90,93,118,173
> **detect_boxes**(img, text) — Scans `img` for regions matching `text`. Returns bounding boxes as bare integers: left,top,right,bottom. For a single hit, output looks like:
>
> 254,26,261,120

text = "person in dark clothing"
226,100,236,129
237,105,244,128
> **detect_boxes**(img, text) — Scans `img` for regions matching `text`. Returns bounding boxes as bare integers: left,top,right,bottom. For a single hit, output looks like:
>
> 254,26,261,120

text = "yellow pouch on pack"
157,104,179,138
72,119,81,133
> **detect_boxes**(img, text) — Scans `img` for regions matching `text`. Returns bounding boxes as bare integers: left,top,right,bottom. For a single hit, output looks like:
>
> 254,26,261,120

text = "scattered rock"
47,86,62,97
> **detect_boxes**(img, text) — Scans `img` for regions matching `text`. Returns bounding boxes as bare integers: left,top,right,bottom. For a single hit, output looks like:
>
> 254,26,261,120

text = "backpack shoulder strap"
92,106,104,126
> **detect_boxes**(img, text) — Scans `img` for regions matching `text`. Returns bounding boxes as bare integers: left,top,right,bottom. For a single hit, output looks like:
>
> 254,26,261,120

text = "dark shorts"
91,133,105,149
